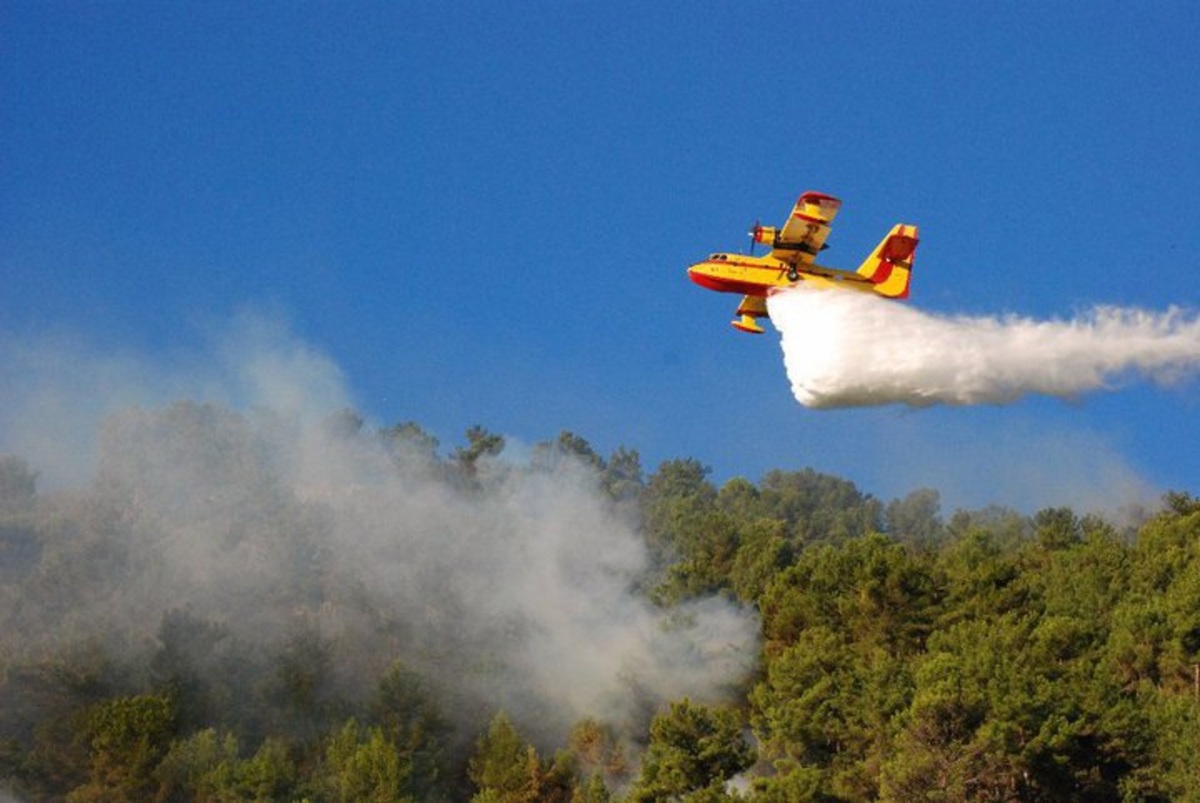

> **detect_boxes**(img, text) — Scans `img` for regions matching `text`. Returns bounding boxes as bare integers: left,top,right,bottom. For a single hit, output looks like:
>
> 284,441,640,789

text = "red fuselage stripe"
688,267,774,297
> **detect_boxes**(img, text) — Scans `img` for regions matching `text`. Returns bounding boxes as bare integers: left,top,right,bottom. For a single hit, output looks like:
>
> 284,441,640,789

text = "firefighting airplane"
687,191,919,333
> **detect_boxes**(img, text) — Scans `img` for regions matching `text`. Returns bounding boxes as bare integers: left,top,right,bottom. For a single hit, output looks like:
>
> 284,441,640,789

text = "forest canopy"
1,401,1198,801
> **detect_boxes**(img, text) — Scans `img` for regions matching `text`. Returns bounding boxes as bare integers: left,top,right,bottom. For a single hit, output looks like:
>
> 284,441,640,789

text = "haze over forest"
2,386,1199,800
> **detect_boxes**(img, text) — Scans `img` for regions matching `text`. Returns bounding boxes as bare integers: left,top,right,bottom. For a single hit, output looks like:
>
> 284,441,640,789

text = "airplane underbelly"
687,262,784,296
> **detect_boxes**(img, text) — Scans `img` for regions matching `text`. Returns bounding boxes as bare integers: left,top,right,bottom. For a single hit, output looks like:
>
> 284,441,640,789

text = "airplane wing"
770,192,842,264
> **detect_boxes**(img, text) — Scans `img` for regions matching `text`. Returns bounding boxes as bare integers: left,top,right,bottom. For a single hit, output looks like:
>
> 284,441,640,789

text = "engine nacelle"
752,225,778,246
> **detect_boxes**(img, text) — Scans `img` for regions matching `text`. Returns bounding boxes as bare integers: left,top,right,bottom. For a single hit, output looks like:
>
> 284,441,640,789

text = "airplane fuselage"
687,253,874,298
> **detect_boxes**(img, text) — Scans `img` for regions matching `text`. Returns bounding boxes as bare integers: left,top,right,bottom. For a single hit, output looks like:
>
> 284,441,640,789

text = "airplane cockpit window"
709,253,727,261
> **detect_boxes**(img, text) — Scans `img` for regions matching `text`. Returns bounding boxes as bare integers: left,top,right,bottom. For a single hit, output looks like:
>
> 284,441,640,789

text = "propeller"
747,219,761,255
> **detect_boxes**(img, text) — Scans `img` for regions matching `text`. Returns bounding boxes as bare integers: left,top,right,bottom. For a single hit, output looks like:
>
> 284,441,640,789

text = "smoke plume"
768,286,1200,408
0,315,758,749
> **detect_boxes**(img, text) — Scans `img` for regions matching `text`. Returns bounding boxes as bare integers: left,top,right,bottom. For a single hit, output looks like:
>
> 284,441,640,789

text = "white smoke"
768,286,1200,408
0,310,351,489
0,312,758,744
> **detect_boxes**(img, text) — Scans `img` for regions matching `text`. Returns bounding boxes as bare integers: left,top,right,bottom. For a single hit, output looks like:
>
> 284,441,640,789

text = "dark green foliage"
1034,506,1083,550
466,712,576,802
371,661,452,797
380,420,441,467
604,446,645,505
150,609,243,735
759,533,940,656
69,694,177,802
467,712,531,800
533,431,606,474
756,469,882,545
3,413,1200,801
454,425,507,473
728,519,793,604
0,644,132,800
267,626,348,744
152,728,300,801
884,488,944,547
318,719,411,803
629,699,754,802
752,534,937,798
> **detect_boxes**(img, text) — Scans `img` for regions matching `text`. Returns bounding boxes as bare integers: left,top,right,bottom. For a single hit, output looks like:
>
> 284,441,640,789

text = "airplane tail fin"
856,224,919,299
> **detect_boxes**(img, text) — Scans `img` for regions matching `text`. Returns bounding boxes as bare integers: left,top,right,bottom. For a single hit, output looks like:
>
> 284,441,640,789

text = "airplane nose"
687,261,724,292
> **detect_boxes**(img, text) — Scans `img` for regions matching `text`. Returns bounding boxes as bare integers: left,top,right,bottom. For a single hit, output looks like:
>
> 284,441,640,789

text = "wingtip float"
687,191,919,333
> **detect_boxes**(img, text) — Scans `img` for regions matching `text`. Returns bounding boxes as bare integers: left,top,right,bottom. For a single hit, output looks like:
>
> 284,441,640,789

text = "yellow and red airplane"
687,191,919,333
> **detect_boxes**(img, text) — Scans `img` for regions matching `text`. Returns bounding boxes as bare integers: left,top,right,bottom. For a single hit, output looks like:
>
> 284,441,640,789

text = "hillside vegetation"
1,402,1198,801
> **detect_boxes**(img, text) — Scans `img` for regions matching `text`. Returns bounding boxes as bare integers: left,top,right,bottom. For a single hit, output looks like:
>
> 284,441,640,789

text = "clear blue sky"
3,2,1198,513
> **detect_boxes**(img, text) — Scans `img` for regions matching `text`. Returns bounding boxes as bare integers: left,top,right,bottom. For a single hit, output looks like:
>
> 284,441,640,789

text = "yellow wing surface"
753,191,843,265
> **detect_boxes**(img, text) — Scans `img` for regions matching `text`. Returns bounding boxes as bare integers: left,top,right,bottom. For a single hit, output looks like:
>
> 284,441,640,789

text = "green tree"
884,488,943,548
603,446,644,505
728,519,793,604
1163,490,1200,516
468,713,554,803
759,534,939,655
533,431,606,475
880,618,1025,801
716,477,764,523
320,718,412,803
242,737,298,801
655,510,741,602
572,771,613,802
751,627,911,799
1126,501,1200,686
1,648,120,800
370,662,450,798
1033,506,1081,551
934,528,1024,627
565,718,627,792
757,469,881,546
1134,693,1200,799
150,609,240,734
199,736,298,802
454,426,506,473
641,459,719,570
152,727,239,802
380,421,441,469
267,626,346,744
943,505,1030,549
629,699,754,802
745,761,826,802
884,593,1145,802
67,694,176,803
